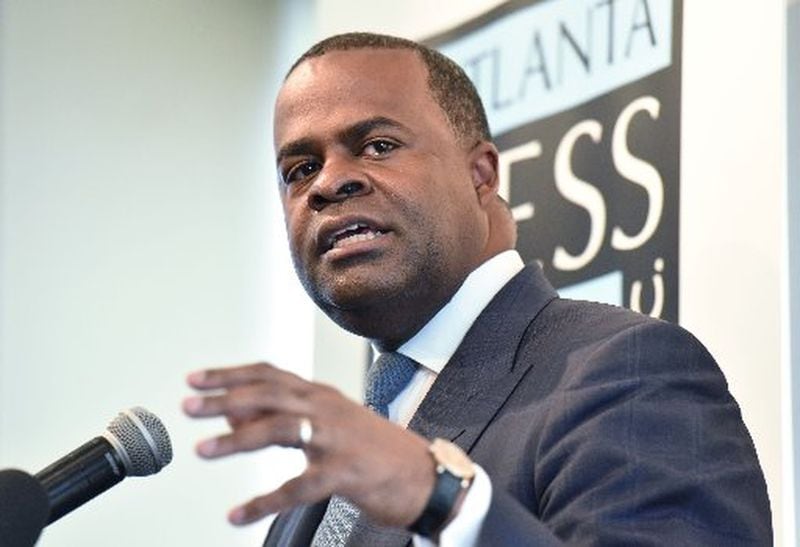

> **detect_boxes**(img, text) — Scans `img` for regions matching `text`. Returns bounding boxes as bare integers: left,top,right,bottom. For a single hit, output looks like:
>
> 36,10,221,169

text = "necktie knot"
364,352,418,417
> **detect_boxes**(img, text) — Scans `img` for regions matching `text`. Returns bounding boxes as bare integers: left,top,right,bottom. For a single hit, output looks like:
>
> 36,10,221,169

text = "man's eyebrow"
276,117,409,164
276,138,316,165
338,116,409,145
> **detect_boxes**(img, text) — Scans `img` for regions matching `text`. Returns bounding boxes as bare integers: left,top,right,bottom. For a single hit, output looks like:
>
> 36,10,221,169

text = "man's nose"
307,159,371,211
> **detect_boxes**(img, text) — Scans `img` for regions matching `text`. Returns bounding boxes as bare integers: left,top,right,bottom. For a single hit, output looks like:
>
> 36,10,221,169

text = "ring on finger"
298,417,313,448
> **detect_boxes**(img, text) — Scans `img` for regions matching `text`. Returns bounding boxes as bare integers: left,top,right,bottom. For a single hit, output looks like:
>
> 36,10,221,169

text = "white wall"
0,1,315,545
789,0,800,542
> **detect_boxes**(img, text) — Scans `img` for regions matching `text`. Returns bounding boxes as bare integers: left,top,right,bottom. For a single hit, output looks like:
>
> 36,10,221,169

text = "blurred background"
1,0,798,545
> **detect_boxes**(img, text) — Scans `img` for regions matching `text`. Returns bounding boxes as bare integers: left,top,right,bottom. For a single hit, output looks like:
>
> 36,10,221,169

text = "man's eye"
283,161,320,184
362,139,398,157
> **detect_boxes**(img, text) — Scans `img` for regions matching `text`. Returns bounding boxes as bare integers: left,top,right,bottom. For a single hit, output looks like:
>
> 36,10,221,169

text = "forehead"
274,49,450,150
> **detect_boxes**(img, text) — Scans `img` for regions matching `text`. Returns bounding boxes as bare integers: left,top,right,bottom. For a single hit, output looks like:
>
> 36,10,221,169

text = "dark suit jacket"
265,265,772,546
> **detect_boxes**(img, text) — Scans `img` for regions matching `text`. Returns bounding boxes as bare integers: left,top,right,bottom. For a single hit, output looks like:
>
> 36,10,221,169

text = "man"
183,33,772,545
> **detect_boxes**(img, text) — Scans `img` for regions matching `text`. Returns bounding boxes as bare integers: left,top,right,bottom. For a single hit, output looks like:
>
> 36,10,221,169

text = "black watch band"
408,439,475,539
409,467,463,537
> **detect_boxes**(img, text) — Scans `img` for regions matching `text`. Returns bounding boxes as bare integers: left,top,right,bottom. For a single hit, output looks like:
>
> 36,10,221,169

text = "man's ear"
469,141,500,206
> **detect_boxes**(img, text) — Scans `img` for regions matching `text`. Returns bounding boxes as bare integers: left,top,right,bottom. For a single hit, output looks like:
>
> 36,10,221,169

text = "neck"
321,276,464,351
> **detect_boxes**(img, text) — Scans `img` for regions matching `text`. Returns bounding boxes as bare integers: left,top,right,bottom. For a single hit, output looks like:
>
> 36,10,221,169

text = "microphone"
0,469,50,547
34,407,172,524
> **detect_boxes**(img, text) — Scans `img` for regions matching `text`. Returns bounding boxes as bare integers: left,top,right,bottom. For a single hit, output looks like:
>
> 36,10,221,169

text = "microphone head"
103,407,172,476
0,469,49,547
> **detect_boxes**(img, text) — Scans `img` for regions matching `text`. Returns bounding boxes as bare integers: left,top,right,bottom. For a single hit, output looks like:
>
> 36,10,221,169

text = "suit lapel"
263,499,329,547
408,264,557,453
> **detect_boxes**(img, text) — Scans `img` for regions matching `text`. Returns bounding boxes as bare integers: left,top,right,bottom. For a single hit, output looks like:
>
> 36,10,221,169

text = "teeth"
338,223,363,235
332,229,384,249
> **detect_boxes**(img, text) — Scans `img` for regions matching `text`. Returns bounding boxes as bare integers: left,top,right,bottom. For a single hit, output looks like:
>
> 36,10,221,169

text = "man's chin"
315,280,397,312
306,260,399,299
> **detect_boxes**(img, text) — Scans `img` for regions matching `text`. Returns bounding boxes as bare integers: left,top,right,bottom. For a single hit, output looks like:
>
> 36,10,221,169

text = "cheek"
282,208,311,259
439,192,487,247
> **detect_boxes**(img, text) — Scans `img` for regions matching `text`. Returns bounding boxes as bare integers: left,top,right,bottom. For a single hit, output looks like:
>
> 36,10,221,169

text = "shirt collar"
390,250,525,374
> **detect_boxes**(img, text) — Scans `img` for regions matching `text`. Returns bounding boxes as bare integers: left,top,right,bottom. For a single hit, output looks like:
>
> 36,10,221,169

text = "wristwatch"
409,438,476,538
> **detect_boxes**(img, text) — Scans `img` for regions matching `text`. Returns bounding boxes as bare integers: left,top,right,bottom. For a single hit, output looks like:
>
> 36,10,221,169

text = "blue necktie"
364,352,420,418
312,352,419,546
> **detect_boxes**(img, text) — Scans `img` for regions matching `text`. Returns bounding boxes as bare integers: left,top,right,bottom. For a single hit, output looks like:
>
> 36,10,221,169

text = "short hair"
286,32,491,145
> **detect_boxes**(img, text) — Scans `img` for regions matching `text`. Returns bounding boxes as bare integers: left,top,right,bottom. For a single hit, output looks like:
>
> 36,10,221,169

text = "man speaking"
183,33,771,545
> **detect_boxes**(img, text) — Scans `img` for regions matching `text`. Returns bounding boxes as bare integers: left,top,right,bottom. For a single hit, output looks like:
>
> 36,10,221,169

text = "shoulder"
534,297,707,352
518,297,726,389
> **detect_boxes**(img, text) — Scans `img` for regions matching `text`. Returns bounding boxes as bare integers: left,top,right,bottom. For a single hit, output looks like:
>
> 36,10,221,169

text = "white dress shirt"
374,250,525,546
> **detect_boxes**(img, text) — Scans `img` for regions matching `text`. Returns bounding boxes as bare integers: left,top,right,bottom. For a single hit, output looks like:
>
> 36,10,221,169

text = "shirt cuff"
412,463,492,547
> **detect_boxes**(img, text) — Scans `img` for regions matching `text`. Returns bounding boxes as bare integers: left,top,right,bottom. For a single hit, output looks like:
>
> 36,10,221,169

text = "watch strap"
408,439,475,538
408,464,464,537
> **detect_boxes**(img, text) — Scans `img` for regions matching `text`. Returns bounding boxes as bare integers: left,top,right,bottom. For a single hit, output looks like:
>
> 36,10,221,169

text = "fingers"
182,381,309,419
225,409,261,428
195,414,308,458
187,362,306,391
185,361,415,526
228,471,332,525
183,362,322,424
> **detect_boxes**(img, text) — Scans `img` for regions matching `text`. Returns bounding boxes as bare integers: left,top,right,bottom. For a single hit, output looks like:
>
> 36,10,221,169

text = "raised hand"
182,362,434,527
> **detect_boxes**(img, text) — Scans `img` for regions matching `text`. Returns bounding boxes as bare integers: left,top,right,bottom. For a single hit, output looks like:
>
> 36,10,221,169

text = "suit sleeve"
475,318,772,546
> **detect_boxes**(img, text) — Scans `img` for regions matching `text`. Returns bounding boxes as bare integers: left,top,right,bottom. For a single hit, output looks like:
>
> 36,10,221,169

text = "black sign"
428,0,682,321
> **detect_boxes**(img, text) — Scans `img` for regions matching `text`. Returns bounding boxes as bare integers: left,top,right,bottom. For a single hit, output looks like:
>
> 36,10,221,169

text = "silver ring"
298,417,313,448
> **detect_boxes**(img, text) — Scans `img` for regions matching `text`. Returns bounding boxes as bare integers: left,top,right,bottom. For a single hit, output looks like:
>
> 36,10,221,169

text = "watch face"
430,439,476,480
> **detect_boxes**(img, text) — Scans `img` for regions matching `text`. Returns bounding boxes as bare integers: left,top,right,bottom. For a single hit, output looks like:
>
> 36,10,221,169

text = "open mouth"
327,222,389,251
